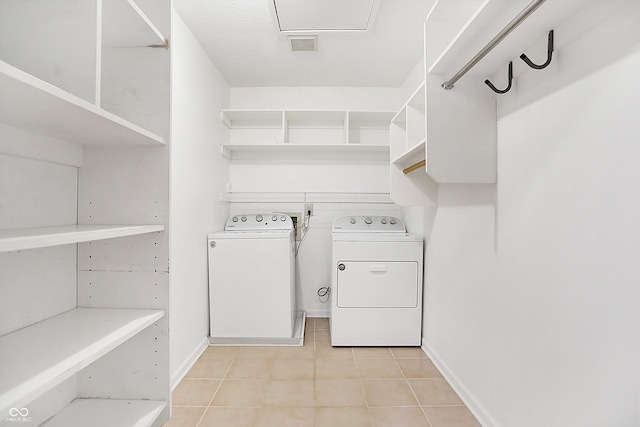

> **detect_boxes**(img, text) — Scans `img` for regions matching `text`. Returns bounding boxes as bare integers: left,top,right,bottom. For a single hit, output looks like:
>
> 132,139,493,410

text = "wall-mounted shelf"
0,61,165,146
389,82,436,206
221,109,394,155
392,139,426,168
0,308,165,416
42,399,166,427
0,225,165,253
219,191,394,204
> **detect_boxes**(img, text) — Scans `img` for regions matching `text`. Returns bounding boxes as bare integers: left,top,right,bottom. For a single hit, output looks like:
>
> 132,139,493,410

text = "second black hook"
520,30,554,70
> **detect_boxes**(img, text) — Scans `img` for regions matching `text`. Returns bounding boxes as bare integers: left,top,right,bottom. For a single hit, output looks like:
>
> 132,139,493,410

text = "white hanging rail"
219,192,394,204
441,0,547,90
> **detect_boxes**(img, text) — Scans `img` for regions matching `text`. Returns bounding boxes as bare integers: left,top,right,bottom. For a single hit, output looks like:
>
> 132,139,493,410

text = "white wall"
422,3,640,426
169,9,230,385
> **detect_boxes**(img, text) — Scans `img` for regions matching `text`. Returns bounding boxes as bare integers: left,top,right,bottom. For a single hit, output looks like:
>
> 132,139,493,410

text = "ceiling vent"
288,35,318,52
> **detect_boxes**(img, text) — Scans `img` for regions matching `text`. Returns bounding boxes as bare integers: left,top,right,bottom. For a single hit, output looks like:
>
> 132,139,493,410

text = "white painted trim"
171,337,208,391
305,309,330,318
421,338,498,427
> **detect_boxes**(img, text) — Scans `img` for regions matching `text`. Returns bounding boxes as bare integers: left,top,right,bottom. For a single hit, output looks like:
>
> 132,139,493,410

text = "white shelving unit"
388,0,591,199
220,109,394,159
0,1,171,426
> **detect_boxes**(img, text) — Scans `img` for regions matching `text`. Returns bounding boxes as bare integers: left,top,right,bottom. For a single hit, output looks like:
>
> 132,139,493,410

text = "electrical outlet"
281,211,302,241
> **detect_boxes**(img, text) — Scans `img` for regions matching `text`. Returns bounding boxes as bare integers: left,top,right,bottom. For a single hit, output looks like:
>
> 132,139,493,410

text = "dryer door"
336,261,418,308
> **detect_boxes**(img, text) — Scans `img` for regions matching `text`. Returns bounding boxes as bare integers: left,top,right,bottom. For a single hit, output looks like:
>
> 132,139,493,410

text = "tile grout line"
193,353,235,427
392,350,435,427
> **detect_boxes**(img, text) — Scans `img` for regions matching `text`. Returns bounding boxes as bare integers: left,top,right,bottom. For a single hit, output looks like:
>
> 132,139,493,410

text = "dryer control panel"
225,213,293,231
332,215,406,233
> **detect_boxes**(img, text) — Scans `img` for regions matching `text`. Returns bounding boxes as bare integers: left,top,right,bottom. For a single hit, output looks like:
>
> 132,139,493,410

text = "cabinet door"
336,261,418,308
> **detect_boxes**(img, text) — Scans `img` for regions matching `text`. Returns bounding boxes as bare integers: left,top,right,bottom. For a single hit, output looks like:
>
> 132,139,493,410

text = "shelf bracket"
403,160,426,175
485,62,513,94
520,30,554,69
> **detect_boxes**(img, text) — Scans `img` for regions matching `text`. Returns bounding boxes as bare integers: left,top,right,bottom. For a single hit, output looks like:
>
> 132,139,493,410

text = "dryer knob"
350,217,356,224
272,215,278,221
365,217,373,225
232,216,238,222
256,215,263,222
280,215,286,221
338,263,345,271
241,216,247,222
390,218,397,225
381,218,387,224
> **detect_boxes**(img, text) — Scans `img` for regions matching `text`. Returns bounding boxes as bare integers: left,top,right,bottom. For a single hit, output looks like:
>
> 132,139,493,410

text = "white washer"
208,213,296,341
330,215,423,346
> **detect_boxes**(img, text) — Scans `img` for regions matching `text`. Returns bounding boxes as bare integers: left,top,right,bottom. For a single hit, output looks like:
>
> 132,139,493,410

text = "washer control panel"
225,213,293,231
332,215,406,233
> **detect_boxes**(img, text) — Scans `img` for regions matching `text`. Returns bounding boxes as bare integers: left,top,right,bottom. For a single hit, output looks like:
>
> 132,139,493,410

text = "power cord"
317,287,331,297
294,195,311,257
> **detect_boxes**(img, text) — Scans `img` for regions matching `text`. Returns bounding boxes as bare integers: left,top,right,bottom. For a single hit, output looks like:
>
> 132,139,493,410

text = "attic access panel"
273,0,379,32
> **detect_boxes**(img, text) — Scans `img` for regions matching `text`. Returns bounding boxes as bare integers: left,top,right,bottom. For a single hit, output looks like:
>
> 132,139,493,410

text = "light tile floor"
164,318,481,427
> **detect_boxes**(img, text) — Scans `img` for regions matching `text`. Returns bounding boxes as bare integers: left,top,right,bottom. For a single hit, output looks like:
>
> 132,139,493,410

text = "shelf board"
222,143,388,152
0,61,165,146
102,0,167,48
0,308,165,415
220,191,394,204
428,0,590,76
42,398,166,427
392,139,426,167
0,224,165,253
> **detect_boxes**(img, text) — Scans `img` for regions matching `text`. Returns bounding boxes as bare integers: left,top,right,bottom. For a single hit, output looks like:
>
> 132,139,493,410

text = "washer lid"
332,215,406,233
225,213,294,231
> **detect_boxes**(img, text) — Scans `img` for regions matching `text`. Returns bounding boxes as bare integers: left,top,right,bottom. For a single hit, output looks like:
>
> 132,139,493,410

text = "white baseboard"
305,309,329,318
171,337,209,391
421,338,499,427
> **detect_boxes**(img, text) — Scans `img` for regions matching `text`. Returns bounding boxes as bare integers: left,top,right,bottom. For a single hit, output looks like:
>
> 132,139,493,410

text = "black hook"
520,30,554,70
485,61,513,94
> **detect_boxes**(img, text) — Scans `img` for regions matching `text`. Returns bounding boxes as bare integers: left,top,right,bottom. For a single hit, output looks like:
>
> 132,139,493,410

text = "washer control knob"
256,214,263,222
381,218,387,224
241,216,247,222
365,217,373,225
390,218,397,225
232,216,238,222
350,217,356,224
272,215,278,221
280,215,287,221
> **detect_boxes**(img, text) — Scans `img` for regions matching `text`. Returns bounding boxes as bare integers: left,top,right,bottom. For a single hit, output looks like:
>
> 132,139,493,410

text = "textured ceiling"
173,0,434,88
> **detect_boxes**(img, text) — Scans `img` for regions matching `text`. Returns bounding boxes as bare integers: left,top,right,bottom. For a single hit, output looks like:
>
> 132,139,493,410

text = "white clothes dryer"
208,213,300,344
330,215,423,346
